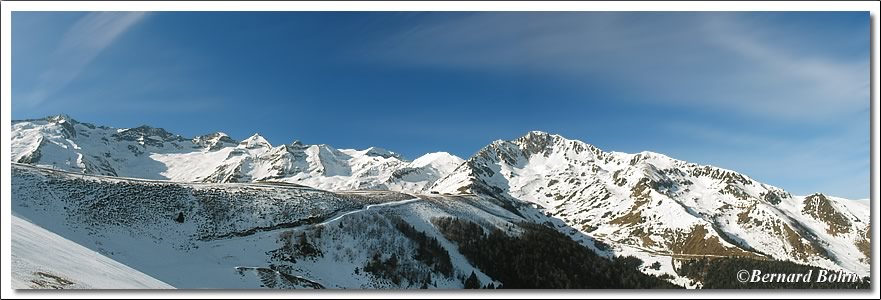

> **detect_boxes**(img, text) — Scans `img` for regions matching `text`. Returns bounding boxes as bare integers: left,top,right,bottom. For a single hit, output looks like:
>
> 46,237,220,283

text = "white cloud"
21,12,148,107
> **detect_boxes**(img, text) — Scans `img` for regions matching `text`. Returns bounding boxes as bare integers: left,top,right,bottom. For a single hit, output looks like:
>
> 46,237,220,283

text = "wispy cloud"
367,12,868,121
21,12,148,107
688,14,868,119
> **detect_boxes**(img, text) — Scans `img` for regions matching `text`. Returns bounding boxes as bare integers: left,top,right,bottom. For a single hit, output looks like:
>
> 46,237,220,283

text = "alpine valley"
9,114,871,289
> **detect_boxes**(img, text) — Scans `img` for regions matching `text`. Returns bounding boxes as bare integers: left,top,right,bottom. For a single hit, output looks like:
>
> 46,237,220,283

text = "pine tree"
464,271,481,289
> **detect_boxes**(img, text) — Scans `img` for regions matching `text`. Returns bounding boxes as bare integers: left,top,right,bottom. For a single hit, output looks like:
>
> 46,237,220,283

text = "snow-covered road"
203,197,423,246
319,198,422,226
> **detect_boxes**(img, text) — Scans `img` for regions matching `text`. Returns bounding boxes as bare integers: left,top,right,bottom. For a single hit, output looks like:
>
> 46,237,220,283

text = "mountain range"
9,114,871,289
11,114,464,192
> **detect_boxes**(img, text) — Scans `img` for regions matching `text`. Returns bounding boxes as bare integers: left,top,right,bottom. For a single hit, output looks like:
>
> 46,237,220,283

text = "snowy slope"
11,215,173,289
10,164,517,289
10,115,463,192
430,131,870,276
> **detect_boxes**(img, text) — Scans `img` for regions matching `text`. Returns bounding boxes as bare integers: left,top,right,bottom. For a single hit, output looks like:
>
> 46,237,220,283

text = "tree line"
433,217,679,289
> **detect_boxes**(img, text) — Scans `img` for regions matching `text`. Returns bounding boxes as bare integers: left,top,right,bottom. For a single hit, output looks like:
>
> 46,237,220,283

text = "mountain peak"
243,133,265,140
806,193,828,199
411,152,464,168
240,133,271,148
47,114,77,124
515,130,566,144
527,130,551,136
525,130,562,138
132,125,155,130
632,150,673,162
193,132,238,150
364,147,402,159
288,140,309,150
193,131,232,140
115,125,184,143
510,130,573,156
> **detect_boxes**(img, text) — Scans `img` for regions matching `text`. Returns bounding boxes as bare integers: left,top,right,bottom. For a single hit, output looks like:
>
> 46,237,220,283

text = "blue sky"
11,12,870,199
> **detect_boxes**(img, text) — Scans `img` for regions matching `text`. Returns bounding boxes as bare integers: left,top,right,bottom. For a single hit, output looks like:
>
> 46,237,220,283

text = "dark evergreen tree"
296,232,320,257
617,255,644,270
464,271,481,289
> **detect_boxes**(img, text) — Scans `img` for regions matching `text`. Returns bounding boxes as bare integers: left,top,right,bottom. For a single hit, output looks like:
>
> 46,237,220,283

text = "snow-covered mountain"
430,131,870,276
9,115,870,288
10,115,461,192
